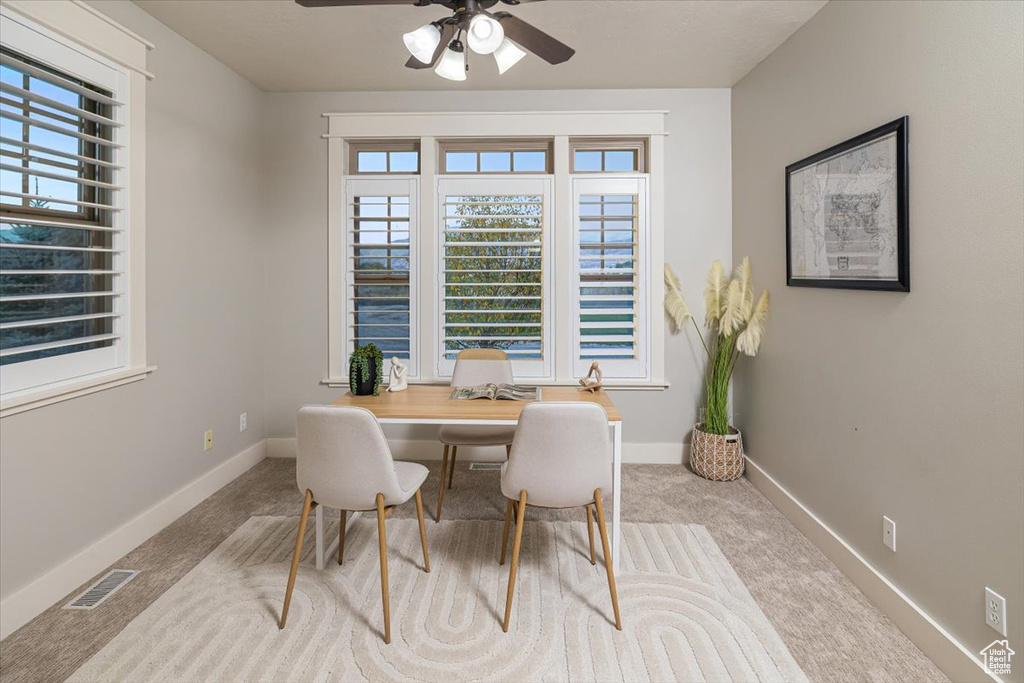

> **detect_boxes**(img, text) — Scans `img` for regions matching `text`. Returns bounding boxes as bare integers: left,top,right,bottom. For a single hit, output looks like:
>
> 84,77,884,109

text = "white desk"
312,386,623,572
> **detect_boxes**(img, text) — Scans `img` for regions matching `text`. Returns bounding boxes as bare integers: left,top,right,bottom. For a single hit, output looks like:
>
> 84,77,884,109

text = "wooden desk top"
331,385,621,422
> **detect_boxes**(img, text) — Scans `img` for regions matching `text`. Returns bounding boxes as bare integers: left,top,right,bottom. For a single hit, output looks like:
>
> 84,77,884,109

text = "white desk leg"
611,420,622,573
315,504,325,571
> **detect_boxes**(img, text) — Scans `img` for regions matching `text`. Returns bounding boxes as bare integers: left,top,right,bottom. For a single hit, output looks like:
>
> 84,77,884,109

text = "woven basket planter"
690,424,744,481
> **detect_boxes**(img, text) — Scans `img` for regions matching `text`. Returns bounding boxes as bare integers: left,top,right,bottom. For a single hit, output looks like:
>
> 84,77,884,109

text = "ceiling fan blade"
405,22,456,69
296,0,423,7
494,12,574,65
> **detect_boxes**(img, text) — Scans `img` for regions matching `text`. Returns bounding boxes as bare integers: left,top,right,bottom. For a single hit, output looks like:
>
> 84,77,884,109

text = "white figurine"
579,361,603,393
387,357,408,392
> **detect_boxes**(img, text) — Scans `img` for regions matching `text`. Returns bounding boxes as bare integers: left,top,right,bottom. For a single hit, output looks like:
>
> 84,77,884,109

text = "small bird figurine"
579,361,603,393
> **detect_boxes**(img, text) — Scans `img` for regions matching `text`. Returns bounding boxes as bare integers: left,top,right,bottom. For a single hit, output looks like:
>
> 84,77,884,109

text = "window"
327,112,666,388
573,178,648,378
0,47,124,389
1,49,120,377
344,178,418,376
438,178,551,377
349,141,419,174
0,4,149,413
571,138,646,173
439,140,551,174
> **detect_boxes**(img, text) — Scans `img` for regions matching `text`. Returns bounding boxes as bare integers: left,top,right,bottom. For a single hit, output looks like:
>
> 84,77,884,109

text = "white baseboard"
266,436,686,465
744,456,1000,683
0,440,267,641
266,436,299,459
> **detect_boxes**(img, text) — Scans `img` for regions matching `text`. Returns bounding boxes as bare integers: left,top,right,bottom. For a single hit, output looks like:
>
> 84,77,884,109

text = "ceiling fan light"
493,38,526,74
467,14,504,55
403,23,441,64
435,40,467,81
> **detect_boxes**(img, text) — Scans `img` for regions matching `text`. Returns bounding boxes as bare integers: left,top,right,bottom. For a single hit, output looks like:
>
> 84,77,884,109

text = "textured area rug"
69,516,806,682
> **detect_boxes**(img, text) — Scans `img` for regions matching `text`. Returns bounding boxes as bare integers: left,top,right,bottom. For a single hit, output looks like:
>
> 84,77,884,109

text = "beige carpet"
68,516,807,683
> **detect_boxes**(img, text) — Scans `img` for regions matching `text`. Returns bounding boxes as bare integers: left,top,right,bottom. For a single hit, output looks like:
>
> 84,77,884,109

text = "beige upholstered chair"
435,348,516,521
498,402,622,632
280,406,430,644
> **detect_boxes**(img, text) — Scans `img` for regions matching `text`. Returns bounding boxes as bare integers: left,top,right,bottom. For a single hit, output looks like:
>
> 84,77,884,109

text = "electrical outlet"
882,516,896,551
986,587,1007,636
239,412,247,432
204,429,213,451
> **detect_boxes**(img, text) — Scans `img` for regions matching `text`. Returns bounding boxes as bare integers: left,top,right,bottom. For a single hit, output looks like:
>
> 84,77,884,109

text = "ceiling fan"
295,0,575,81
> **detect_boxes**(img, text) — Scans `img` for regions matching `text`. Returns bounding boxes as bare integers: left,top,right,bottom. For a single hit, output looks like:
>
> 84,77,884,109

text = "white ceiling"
133,0,826,92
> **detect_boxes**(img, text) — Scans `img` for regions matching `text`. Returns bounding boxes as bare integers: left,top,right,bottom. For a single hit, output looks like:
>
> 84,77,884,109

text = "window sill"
0,366,157,418
320,378,669,392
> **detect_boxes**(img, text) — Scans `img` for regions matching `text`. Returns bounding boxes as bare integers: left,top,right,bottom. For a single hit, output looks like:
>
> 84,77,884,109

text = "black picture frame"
785,116,909,291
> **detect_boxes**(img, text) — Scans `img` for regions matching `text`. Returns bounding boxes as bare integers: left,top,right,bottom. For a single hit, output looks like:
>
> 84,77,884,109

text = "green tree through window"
443,194,543,359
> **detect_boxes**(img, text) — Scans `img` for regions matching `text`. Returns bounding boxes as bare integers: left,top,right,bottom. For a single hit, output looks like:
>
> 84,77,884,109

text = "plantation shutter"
572,177,648,379
0,48,125,389
344,177,418,377
437,177,551,378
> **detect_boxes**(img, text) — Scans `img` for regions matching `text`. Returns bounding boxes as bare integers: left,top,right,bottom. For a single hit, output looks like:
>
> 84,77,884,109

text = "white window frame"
340,176,420,379
436,176,553,380
324,111,667,389
572,176,650,380
570,137,647,173
0,1,152,417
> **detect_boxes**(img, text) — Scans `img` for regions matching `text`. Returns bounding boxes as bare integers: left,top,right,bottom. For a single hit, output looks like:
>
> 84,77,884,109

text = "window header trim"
324,110,668,140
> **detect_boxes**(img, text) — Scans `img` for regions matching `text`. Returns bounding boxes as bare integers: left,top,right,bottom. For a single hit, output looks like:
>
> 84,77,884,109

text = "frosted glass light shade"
403,23,441,64
493,38,526,74
435,44,467,81
467,14,504,55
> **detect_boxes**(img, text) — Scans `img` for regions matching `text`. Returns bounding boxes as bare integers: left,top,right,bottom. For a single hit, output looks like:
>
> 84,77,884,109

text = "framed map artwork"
786,117,909,291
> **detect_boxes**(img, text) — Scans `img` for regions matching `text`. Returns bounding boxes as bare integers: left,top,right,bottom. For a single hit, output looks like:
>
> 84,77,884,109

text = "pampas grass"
719,279,745,335
737,290,770,357
664,257,770,435
734,256,754,322
665,264,710,358
663,264,691,332
703,260,727,327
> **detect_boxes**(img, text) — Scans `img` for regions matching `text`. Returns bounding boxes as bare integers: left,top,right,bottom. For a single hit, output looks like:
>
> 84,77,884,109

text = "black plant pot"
351,363,378,396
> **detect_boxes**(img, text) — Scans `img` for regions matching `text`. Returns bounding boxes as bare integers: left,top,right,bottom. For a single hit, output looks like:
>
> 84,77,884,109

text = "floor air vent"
64,569,139,610
469,463,502,471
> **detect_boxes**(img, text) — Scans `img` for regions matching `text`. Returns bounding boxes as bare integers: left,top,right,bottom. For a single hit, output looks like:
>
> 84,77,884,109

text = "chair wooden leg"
593,489,622,630
338,509,347,565
436,444,449,522
280,490,314,629
586,504,596,565
447,446,458,489
499,498,514,565
376,493,391,644
414,488,430,573
502,490,527,632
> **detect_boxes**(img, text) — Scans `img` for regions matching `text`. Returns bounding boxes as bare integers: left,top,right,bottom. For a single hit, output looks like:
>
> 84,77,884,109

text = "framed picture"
786,116,909,291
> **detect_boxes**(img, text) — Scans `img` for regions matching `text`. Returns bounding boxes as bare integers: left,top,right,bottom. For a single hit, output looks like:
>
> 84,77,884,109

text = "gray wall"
261,89,732,450
732,0,1024,671
0,1,266,601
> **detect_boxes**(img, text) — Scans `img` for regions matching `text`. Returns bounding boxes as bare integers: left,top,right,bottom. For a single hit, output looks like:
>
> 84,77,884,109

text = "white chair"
498,402,622,632
280,406,430,644
436,348,516,520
